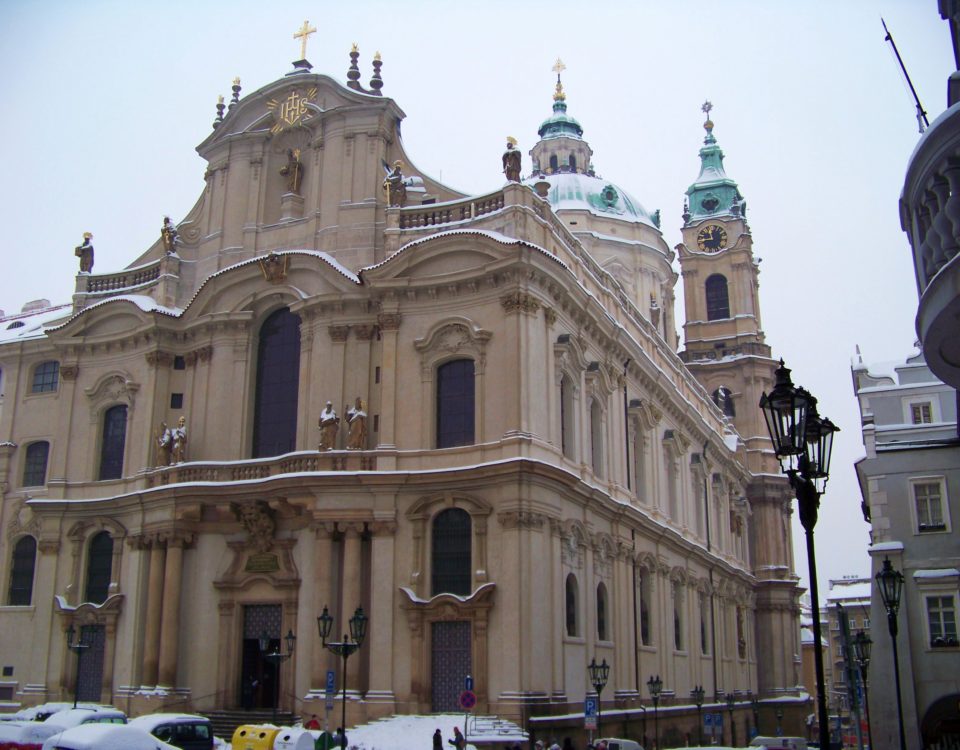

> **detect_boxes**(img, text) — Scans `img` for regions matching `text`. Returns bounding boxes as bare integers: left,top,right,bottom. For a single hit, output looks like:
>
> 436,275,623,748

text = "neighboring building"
0,43,804,740
853,348,960,749
824,578,871,724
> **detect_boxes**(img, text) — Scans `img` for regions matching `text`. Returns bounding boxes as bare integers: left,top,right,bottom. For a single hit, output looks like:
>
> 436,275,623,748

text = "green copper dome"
684,107,745,226
538,99,584,140
525,172,659,228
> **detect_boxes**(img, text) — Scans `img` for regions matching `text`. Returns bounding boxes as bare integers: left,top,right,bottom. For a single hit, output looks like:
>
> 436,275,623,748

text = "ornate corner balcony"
900,101,960,386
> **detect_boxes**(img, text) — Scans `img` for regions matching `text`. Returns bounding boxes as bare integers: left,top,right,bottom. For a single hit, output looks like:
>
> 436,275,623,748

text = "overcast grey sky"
0,0,952,599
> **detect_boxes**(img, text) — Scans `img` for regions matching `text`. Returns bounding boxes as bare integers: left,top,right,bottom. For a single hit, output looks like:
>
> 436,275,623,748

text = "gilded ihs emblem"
267,87,318,134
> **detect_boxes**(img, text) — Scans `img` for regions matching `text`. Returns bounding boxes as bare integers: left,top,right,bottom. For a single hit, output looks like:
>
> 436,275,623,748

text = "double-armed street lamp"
647,675,662,750
726,692,736,746
759,360,839,750
587,658,610,739
875,558,907,750
691,685,705,746
851,630,874,750
65,624,91,709
259,628,296,724
317,605,368,750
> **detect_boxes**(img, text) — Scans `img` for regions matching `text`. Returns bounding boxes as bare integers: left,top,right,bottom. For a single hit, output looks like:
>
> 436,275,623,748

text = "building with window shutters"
852,347,960,747
0,47,803,739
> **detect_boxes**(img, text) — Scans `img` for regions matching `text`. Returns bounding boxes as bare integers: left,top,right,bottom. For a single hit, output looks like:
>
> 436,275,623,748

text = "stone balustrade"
397,190,506,229
144,451,379,487
78,261,162,296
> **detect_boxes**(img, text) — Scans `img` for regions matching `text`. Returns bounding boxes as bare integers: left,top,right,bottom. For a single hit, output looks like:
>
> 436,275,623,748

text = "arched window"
639,572,651,645
85,531,113,604
560,374,574,459
431,508,472,596
22,441,50,487
673,581,684,650
700,591,711,654
565,573,579,637
549,155,559,173
705,274,730,320
31,361,59,393
712,386,736,417
590,398,604,478
253,308,301,457
597,582,609,641
569,154,577,172
98,405,127,480
436,359,474,448
7,536,37,606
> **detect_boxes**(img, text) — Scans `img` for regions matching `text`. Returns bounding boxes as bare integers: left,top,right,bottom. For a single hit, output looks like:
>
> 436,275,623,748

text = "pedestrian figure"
433,727,444,750
448,726,465,749
304,714,321,730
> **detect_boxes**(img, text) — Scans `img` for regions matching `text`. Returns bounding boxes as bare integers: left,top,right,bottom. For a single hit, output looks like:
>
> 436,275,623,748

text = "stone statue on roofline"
503,137,522,182
75,232,94,273
345,397,367,450
161,216,178,254
318,401,339,450
171,416,188,463
382,160,407,207
156,421,172,466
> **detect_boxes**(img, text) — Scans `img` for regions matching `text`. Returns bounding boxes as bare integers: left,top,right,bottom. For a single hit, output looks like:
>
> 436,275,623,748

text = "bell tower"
677,103,801,698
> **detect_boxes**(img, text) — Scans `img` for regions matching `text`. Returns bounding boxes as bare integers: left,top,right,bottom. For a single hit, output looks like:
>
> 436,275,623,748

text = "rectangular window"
170,393,184,409
911,402,933,424
31,361,59,393
926,596,958,647
173,356,186,370
915,481,946,531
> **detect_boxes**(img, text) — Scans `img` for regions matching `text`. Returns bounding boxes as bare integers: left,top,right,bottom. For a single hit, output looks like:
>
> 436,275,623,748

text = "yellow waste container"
231,724,281,750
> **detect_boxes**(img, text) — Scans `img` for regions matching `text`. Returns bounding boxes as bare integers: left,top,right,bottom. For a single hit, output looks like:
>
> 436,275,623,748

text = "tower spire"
684,101,744,226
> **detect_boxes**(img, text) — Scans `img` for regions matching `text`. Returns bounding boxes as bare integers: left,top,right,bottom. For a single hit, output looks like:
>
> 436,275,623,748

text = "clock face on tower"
696,224,728,252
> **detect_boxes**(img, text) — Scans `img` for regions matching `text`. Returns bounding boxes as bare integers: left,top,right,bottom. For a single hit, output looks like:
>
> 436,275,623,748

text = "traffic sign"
584,697,598,730
465,675,474,691
325,669,335,711
459,690,477,711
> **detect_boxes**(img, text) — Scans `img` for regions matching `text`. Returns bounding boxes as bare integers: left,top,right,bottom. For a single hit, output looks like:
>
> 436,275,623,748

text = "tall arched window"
673,581,684,650
639,572,651,645
560,374,574,459
700,591,711,654
436,359,474,448
568,154,577,171
253,308,301,457
549,155,559,173
705,274,730,320
85,531,113,604
597,582,609,641
565,573,579,637
431,508,472,596
7,536,37,606
712,386,736,417
98,405,127,480
590,399,604,478
22,441,50,486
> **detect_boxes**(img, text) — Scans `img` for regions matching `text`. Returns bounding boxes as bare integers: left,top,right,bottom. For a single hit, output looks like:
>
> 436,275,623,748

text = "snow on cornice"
45,294,183,333
0,304,73,343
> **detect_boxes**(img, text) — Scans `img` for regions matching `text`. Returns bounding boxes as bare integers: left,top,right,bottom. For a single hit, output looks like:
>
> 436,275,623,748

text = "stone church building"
0,40,803,739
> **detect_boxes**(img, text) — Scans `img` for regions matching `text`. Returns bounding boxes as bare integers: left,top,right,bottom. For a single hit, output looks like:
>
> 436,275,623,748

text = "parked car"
39,723,179,750
596,739,644,750
5,706,126,748
129,713,214,750
0,703,101,723
750,737,808,750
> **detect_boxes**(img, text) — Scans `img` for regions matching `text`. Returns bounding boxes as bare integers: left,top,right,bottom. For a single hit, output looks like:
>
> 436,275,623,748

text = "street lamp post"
692,685,705,746
587,658,610,741
647,675,662,750
259,628,296,725
750,692,760,738
776,707,784,737
759,360,839,750
852,630,874,750
65,624,90,709
726,693,736,747
317,605,368,750
876,558,907,750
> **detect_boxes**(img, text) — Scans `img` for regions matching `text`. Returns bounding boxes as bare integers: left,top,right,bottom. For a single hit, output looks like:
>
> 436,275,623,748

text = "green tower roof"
684,103,745,226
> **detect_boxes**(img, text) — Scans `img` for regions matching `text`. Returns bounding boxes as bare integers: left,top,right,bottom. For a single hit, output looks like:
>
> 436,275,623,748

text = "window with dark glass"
674,583,683,650
253,308,301,458
170,393,183,409
173,356,186,370
569,155,577,171
85,531,113,604
22,441,49,486
98,405,127,480
705,274,730,320
590,399,603,477
436,359,474,448
431,508,471,596
566,573,579,637
549,155,559,172
7,536,37,605
639,573,651,645
31,361,59,393
597,582,609,641
712,386,736,417
560,375,574,458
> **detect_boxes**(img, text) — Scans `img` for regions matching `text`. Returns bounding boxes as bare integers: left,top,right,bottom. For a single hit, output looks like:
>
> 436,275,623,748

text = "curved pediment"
48,296,173,342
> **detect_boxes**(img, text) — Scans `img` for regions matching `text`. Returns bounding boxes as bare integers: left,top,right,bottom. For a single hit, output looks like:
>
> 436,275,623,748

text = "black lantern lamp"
317,605,368,750
876,558,907,750
760,360,839,750
259,628,296,724
65,624,91,709
692,685,705,745
749,690,760,735
852,630,874,750
647,675,662,750
726,693,737,746
588,658,610,737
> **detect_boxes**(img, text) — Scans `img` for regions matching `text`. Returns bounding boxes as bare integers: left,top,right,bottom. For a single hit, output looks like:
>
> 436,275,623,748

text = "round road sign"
459,689,477,710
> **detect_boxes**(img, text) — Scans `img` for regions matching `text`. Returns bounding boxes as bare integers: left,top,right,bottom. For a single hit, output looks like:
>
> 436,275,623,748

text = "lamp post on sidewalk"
647,675,662,750
587,658,610,739
875,558,907,750
692,685,705,746
726,693,737,747
852,630,874,750
317,605,368,750
259,629,296,725
759,360,839,750
65,624,91,709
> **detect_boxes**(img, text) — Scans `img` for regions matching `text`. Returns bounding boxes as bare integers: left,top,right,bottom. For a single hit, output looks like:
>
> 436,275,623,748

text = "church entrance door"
239,604,282,709
76,624,106,702
431,621,471,712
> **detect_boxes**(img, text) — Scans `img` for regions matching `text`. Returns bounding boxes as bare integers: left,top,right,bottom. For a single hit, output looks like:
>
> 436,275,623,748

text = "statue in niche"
280,148,304,194
318,401,339,450
171,416,188,463
502,137,522,182
161,216,178,254
345,397,367,450
156,421,172,466
382,161,407,207
74,232,94,273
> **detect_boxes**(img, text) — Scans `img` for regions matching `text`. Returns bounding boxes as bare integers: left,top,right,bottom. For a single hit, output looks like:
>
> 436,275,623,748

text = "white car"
596,739,644,750
40,723,180,750
8,706,126,747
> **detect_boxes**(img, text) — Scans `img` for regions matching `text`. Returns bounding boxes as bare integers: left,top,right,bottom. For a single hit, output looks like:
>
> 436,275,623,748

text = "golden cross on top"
552,58,566,80
294,20,317,61
702,100,713,117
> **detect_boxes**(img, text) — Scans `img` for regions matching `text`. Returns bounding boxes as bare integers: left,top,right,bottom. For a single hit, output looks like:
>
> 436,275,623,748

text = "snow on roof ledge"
869,541,904,553
914,568,960,579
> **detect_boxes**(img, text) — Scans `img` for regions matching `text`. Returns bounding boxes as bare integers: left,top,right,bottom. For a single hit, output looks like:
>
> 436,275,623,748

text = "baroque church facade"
0,41,801,738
